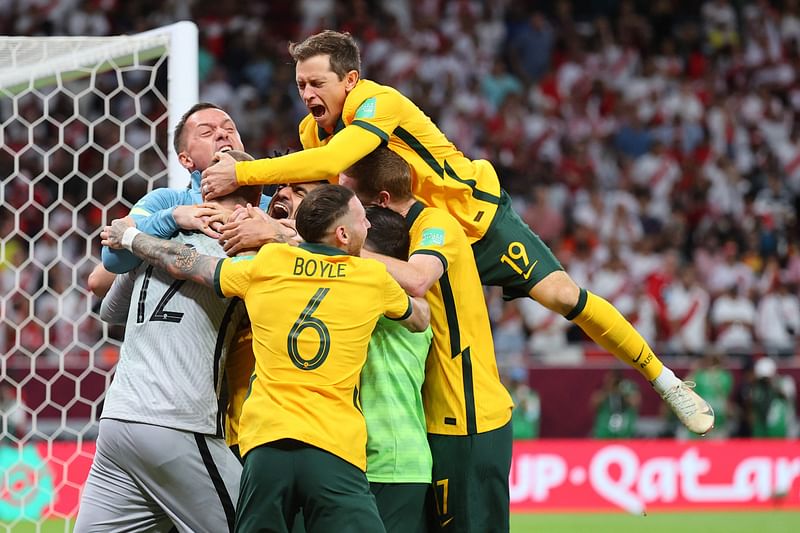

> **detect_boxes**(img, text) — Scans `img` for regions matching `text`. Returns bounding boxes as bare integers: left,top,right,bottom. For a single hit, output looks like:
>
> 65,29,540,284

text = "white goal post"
0,22,197,530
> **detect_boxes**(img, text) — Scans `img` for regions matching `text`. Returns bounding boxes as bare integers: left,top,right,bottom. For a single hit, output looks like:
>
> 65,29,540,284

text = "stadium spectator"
755,273,800,358
709,284,757,358
665,263,711,357
590,369,641,439
685,351,734,438
749,357,797,438
507,372,541,440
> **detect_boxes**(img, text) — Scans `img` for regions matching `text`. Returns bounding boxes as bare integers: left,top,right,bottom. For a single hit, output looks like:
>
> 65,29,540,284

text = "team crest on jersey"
420,228,445,246
354,97,377,119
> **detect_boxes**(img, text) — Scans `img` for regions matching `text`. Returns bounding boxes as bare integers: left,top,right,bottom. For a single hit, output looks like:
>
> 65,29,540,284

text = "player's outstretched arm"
101,218,221,288
102,187,194,274
362,249,444,298
201,125,381,199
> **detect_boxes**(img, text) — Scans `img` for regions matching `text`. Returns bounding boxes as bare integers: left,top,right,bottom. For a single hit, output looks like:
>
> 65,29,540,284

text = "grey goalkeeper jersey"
100,232,246,436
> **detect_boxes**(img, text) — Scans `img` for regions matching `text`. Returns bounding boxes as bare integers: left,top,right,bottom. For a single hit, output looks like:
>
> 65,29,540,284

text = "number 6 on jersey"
287,288,331,370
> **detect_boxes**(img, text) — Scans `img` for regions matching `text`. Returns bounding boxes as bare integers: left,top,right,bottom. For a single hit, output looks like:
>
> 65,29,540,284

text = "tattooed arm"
101,218,222,288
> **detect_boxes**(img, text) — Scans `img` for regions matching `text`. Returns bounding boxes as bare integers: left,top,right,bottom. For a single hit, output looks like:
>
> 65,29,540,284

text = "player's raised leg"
471,192,713,435
533,271,714,435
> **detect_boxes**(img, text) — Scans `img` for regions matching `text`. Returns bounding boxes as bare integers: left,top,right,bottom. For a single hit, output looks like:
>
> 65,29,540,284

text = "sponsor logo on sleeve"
420,228,445,247
354,97,377,119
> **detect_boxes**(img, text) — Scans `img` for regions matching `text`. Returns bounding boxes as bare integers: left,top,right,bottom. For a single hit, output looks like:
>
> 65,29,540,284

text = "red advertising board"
0,442,95,521
511,440,800,513
2,440,800,521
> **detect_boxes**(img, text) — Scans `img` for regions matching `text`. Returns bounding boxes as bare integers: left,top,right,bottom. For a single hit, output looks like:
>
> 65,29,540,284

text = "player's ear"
344,70,359,91
177,151,193,170
377,191,390,208
335,224,349,245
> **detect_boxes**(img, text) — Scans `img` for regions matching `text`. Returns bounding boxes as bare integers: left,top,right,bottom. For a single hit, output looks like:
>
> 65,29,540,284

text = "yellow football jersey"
236,79,501,243
224,320,254,448
407,202,513,435
214,242,412,470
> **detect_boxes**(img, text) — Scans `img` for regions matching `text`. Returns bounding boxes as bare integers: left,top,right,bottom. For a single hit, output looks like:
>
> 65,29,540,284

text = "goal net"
0,22,197,531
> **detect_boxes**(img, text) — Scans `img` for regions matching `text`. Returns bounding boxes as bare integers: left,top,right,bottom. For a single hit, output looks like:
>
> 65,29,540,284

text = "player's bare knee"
528,272,580,316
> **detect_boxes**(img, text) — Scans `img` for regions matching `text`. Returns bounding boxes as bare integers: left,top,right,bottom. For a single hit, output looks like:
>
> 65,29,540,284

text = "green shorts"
370,482,429,533
427,422,512,533
236,440,385,533
472,190,563,300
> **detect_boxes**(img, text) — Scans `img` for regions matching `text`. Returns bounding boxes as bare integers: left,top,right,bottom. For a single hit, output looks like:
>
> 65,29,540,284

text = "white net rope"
0,33,171,530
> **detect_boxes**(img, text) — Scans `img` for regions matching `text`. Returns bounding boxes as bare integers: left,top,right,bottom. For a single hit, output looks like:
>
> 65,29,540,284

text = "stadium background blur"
2,0,800,444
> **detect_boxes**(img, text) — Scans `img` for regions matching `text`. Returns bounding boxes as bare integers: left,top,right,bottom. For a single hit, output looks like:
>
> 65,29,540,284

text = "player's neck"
394,199,416,218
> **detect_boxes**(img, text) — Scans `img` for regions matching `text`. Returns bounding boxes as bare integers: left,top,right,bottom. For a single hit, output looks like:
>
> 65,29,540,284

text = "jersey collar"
190,169,202,191
405,201,426,230
299,242,348,256
318,116,347,141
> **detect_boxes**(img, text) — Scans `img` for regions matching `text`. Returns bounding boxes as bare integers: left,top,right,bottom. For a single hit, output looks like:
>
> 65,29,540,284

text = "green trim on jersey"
405,201,425,229
393,127,501,205
214,259,225,298
410,249,448,272
352,119,390,142
386,295,414,322
317,117,346,141
298,242,347,256
438,273,477,433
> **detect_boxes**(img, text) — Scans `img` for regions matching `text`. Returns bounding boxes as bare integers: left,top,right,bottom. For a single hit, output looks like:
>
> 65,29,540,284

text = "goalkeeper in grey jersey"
75,148,267,533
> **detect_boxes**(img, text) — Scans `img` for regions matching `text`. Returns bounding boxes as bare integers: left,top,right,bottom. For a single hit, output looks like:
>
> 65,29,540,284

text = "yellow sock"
566,289,664,381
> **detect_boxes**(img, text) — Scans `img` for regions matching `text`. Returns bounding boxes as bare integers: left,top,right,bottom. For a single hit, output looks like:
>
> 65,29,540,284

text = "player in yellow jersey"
340,148,513,533
220,179,327,459
102,184,430,533
200,30,713,437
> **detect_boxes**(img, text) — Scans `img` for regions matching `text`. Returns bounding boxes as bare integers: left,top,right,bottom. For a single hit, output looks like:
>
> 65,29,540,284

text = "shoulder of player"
299,113,316,134
173,231,228,256
344,79,402,113
411,205,463,235
131,186,194,209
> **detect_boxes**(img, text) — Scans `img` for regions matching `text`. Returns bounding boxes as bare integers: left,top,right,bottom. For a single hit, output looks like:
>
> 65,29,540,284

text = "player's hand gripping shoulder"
218,204,300,255
101,217,221,288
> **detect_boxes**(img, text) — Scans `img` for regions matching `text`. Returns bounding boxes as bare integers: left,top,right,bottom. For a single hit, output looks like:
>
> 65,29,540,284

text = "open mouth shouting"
269,196,291,220
309,104,326,119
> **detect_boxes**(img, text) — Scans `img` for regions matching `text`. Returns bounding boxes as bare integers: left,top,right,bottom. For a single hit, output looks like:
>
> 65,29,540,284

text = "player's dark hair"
289,30,361,78
295,184,355,244
173,102,223,154
344,147,413,202
364,206,409,260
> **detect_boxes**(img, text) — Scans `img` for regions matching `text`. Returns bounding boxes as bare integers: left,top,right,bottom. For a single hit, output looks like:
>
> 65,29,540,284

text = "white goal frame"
0,21,198,187
0,21,198,531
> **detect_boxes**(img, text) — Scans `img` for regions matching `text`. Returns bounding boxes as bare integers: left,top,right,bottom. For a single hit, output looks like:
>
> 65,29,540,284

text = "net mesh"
1,31,177,530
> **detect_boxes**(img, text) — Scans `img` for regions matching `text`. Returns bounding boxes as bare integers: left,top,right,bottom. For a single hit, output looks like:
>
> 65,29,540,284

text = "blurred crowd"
580,353,798,439
2,0,800,379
